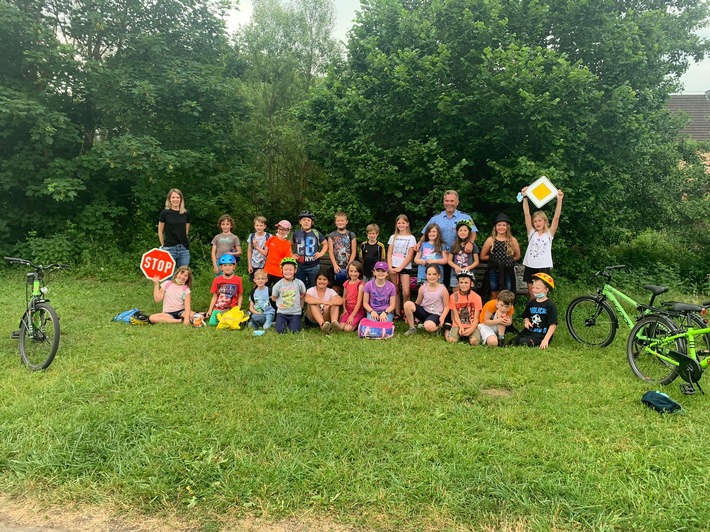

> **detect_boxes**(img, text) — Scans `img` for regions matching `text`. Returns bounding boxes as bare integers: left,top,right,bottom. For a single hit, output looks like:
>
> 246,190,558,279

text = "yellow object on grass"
216,307,250,330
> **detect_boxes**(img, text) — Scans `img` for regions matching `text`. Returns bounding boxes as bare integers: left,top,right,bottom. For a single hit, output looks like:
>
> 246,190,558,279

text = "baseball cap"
275,220,292,230
374,261,388,271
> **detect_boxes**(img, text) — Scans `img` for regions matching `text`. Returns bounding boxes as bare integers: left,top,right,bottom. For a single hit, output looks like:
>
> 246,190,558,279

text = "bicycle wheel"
19,302,60,370
627,314,684,385
566,296,617,347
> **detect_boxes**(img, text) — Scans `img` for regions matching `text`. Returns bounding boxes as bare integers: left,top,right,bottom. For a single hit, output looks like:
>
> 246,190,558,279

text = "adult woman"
158,188,191,268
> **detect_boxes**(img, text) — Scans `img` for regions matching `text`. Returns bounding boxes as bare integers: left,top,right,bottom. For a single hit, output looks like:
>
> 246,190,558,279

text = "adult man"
419,190,478,287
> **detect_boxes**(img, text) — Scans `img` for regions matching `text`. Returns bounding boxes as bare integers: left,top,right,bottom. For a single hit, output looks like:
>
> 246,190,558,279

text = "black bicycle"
5,257,69,370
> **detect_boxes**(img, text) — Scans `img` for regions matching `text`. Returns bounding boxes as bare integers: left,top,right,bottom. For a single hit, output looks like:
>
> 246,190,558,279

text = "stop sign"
140,248,176,281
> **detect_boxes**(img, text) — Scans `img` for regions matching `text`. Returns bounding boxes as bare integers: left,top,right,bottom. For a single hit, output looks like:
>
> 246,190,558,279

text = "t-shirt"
161,280,190,313
387,234,417,269
419,283,448,316
417,241,446,280
293,229,326,266
272,278,306,315
363,279,396,313
250,286,275,316
306,286,339,309
359,241,386,277
449,290,482,326
329,230,357,268
212,232,240,259
422,210,478,250
210,275,243,311
481,299,515,322
263,236,293,277
159,209,191,248
522,298,558,339
450,242,480,270
523,229,554,269
248,232,271,269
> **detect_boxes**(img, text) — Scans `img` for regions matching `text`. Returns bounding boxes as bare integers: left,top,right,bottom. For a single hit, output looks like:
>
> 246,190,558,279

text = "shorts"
412,304,441,326
523,266,551,283
476,323,498,344
448,325,476,344
166,310,185,320
488,270,513,292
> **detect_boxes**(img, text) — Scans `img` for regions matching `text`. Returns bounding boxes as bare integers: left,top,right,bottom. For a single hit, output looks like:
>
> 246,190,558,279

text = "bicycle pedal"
10,330,20,340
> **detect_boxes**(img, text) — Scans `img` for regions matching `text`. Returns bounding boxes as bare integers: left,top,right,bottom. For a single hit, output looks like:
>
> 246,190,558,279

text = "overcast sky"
228,0,709,94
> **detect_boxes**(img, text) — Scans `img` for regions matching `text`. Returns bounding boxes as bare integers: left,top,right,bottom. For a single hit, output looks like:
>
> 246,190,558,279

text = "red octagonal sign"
140,248,175,281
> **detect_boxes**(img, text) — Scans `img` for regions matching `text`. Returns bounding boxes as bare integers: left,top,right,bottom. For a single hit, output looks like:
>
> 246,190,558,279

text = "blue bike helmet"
218,254,236,265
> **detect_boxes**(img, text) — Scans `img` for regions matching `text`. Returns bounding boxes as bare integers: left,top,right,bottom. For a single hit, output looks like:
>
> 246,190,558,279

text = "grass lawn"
1,267,709,530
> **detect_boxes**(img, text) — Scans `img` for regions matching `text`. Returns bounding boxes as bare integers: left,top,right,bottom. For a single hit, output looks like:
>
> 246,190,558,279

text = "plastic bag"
216,307,250,330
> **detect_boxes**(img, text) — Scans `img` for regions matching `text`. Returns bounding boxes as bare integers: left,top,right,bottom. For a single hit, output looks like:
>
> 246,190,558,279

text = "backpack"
113,308,140,323
641,390,683,414
358,318,395,339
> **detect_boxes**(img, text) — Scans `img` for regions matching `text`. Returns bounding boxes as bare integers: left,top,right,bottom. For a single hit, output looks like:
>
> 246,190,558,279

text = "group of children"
146,188,564,348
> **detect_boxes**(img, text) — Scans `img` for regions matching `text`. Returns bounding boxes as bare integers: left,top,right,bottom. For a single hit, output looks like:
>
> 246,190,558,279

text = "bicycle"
5,257,69,370
627,301,710,394
566,265,676,347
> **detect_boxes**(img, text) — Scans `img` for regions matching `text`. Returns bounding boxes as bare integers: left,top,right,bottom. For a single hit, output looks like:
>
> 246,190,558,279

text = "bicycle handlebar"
593,265,625,277
4,257,70,271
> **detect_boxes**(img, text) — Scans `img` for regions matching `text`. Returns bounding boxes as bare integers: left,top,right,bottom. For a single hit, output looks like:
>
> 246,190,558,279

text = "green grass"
1,268,709,530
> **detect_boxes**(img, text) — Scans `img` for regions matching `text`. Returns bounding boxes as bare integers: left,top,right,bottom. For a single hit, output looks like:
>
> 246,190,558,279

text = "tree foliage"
302,0,710,277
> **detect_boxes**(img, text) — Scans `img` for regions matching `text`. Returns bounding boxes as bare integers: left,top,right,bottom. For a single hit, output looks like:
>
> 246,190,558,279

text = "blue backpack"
113,308,141,323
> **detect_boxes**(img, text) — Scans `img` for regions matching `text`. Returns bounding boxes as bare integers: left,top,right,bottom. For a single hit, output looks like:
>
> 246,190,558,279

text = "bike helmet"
456,219,474,231
298,210,315,221
456,269,475,280
532,272,555,290
218,254,237,265
280,257,299,268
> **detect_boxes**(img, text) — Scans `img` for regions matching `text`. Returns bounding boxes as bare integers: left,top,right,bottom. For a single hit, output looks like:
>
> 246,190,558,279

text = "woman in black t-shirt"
158,188,191,268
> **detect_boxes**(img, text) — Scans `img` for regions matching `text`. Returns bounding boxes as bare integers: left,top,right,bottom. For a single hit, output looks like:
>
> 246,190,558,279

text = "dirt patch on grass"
0,496,358,532
479,387,513,398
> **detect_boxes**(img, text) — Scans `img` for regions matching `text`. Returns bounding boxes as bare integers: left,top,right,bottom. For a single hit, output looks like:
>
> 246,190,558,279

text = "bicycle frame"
640,326,710,370
599,284,641,329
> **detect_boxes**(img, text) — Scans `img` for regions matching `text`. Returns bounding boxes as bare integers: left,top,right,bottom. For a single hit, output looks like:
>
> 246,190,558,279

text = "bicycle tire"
627,314,684,385
19,302,60,370
566,296,618,347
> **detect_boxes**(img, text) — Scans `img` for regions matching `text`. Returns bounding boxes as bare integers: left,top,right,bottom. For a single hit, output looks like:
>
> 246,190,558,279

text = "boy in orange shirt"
474,289,515,347
445,270,482,345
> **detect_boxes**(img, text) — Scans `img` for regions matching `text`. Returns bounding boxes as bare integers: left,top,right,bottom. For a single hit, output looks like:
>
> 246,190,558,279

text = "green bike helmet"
218,254,236,265
456,219,474,231
280,257,298,268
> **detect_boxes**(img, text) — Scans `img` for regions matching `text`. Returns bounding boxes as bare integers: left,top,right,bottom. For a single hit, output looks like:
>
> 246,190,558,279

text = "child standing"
480,213,521,300
414,223,448,285
248,269,275,331
271,257,307,333
247,216,271,281
387,214,417,317
211,214,241,274
521,188,564,299
359,224,386,281
363,261,396,322
403,265,449,336
293,210,328,289
448,220,480,289
304,270,344,333
148,266,195,325
446,270,482,345
263,220,294,286
339,261,365,332
206,254,243,326
328,212,357,286
474,289,515,347
510,273,557,349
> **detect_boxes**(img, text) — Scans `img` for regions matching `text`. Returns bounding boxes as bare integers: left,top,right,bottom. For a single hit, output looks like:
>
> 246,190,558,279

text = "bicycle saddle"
642,285,669,296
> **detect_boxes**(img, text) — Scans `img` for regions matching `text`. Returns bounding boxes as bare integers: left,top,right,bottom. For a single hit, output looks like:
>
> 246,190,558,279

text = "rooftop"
667,91,710,141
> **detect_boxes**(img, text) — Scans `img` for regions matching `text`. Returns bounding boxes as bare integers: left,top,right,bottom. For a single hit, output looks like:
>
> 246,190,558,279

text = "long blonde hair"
490,222,515,257
164,188,186,213
532,210,550,232
394,214,412,235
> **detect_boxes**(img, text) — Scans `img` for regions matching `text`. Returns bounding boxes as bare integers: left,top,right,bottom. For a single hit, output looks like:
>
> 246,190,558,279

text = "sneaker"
404,327,417,336
497,336,505,347
321,321,331,334
330,321,341,333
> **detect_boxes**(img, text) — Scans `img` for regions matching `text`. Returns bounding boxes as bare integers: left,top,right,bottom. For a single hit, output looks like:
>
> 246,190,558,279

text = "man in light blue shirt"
419,190,478,287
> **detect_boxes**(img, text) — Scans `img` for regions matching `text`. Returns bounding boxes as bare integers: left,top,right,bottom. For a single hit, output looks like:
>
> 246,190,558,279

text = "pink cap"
373,261,389,272
275,220,292,230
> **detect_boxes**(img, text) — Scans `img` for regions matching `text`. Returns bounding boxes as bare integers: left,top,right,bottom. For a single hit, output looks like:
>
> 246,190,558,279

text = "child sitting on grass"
403,264,449,336
248,269,275,331
206,254,243,326
510,273,557,349
445,270,482,345
363,261,396,322
473,289,515,347
148,266,195,325
304,270,344,333
271,257,306,333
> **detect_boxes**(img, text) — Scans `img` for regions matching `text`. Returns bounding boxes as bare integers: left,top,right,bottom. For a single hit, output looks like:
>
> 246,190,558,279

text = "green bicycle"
5,257,69,370
565,265,675,347
627,302,710,394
